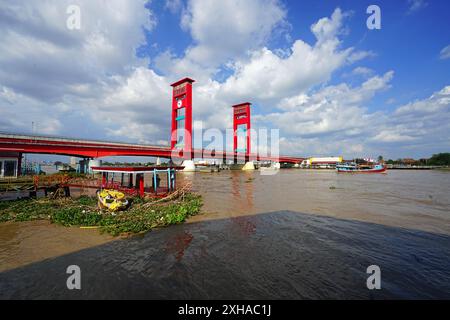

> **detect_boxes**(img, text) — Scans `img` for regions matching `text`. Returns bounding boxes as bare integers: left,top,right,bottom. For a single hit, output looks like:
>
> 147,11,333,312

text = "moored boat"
336,162,387,173
97,189,129,211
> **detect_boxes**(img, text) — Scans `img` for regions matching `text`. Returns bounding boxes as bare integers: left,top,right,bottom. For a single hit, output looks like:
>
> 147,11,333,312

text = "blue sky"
0,0,449,161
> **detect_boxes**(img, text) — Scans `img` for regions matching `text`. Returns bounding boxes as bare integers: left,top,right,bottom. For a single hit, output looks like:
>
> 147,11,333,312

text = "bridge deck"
0,132,304,163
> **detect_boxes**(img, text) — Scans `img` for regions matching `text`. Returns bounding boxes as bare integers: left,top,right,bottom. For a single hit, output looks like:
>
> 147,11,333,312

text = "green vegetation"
0,194,202,236
385,153,450,166
427,153,450,166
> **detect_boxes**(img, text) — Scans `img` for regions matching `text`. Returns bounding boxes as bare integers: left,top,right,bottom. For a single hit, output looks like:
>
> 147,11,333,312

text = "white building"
0,152,20,178
301,156,343,169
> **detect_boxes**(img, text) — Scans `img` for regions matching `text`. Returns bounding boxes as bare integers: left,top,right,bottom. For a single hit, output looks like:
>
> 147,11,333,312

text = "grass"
0,194,203,236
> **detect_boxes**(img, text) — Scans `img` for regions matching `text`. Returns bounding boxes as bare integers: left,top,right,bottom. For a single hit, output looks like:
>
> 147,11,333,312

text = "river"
0,169,449,299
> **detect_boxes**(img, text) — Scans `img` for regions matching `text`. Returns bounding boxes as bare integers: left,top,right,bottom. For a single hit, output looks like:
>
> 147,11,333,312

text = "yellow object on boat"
97,189,129,212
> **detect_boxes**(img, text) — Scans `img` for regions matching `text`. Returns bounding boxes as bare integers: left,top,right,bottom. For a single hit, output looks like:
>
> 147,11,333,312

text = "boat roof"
91,166,184,174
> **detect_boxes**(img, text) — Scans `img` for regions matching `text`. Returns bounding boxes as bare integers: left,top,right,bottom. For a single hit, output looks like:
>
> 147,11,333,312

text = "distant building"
0,151,21,178
402,158,417,165
301,156,343,169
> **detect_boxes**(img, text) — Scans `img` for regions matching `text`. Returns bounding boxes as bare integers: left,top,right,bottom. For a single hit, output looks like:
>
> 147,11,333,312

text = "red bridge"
0,132,303,163
0,77,304,177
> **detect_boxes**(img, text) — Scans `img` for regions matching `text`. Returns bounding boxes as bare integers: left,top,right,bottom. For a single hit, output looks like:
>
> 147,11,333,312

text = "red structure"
0,133,303,163
233,102,251,163
0,134,173,158
0,77,306,165
90,166,183,197
171,77,195,160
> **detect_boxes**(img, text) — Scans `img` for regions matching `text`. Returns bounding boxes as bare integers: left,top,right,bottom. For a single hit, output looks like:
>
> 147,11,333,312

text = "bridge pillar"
232,102,252,165
17,153,22,176
170,77,195,161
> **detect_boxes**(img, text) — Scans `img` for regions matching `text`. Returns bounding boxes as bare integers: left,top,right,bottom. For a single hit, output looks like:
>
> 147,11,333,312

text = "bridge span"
0,77,305,178
0,132,304,164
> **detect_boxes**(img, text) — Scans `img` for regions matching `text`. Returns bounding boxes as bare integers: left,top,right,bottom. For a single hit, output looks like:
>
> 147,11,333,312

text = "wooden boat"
336,163,387,173
96,189,129,211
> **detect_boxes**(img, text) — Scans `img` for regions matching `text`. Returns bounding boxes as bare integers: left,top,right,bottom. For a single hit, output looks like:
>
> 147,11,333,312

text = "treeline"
384,153,450,166
427,153,450,166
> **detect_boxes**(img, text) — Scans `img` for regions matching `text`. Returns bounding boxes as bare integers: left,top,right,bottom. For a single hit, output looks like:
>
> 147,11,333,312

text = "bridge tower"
232,102,252,164
170,77,195,160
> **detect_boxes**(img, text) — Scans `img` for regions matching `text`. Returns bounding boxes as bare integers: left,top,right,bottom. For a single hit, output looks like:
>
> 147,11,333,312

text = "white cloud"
440,45,450,60
156,7,373,138
395,86,450,115
347,50,376,64
0,0,156,139
157,0,287,80
218,8,372,105
165,0,183,14
407,0,428,14
182,0,286,65
259,71,394,139
351,67,374,77
0,87,63,134
0,0,154,102
310,6,347,44
371,131,416,143
255,78,450,158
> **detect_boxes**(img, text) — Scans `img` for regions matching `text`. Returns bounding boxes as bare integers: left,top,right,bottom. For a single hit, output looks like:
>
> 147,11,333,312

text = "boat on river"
336,163,387,173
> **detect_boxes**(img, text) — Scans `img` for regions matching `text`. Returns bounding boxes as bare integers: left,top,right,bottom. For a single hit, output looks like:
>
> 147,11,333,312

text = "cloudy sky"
0,0,449,159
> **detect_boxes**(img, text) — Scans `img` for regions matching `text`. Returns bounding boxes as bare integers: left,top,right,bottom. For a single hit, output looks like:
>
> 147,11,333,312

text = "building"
301,156,343,169
0,152,21,178
402,158,417,166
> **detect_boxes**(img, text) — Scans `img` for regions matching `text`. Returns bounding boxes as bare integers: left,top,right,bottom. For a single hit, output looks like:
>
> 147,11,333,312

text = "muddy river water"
0,169,449,299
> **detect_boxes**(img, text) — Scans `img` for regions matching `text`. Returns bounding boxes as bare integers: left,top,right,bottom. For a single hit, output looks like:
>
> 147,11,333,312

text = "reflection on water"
1,169,450,299
165,231,194,262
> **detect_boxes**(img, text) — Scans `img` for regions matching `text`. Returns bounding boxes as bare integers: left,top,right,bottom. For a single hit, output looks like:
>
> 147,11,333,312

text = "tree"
377,155,384,163
428,153,450,166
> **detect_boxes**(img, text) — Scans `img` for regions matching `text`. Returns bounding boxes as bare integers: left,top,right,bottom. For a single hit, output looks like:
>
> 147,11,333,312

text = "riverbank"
0,190,202,272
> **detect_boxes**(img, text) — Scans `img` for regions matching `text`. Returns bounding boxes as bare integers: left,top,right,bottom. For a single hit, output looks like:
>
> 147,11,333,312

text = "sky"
0,0,449,160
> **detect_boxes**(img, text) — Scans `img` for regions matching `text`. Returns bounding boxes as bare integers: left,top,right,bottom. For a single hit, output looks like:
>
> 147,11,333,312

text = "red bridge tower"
170,78,195,160
232,102,251,163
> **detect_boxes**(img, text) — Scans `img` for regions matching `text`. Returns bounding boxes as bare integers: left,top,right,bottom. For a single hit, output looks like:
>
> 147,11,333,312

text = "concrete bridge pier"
242,161,255,171
181,159,196,172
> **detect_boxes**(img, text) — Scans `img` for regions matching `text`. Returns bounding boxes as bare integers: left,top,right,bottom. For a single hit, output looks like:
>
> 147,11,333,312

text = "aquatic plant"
0,194,202,236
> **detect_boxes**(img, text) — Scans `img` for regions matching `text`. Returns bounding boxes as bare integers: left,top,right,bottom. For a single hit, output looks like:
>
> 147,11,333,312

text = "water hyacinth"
0,193,202,237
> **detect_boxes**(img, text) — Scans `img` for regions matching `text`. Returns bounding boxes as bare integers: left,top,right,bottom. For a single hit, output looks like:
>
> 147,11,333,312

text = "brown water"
183,169,450,235
0,221,113,273
0,169,449,299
